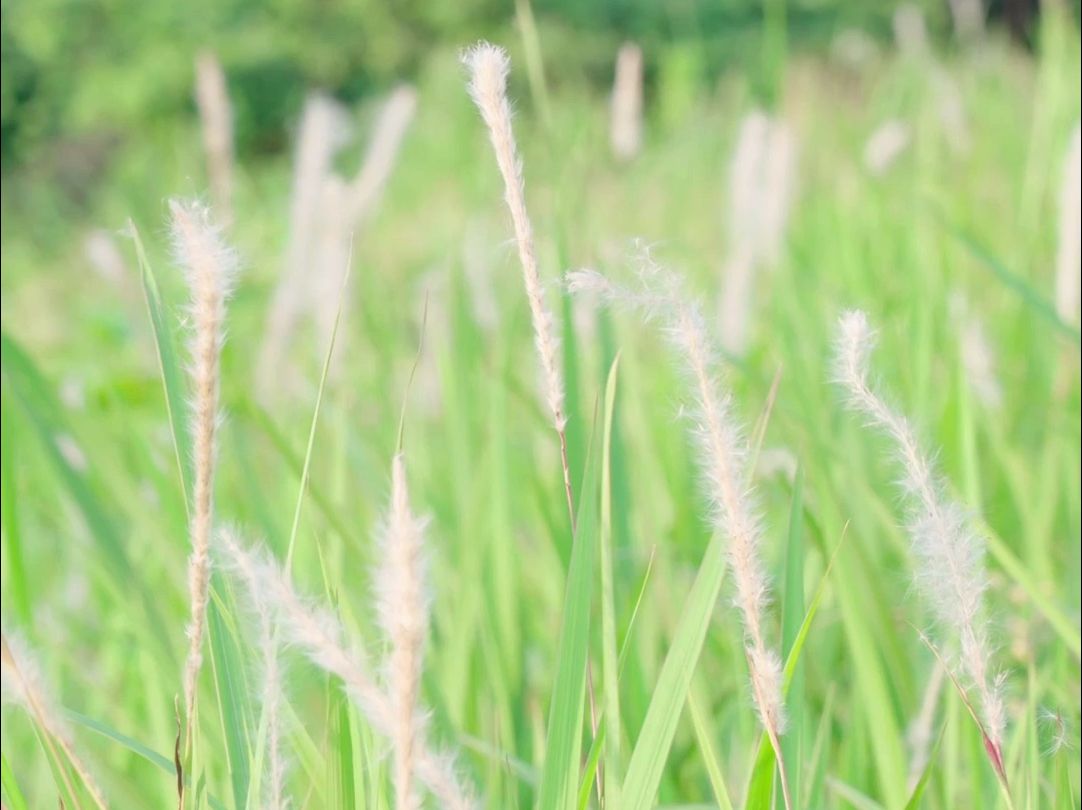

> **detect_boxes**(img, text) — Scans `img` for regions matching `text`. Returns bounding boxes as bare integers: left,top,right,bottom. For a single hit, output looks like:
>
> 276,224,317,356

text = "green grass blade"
599,356,623,807
128,218,194,509
537,399,602,810
207,586,252,809
0,389,31,624
285,251,352,569
903,726,946,810
747,524,844,808
940,218,1081,346
1,751,29,810
779,469,806,809
66,710,228,810
620,529,727,810
0,333,130,578
687,678,736,810
981,523,1081,659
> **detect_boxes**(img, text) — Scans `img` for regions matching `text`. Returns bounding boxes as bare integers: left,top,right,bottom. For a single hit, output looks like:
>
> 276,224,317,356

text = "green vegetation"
1,3,1079,809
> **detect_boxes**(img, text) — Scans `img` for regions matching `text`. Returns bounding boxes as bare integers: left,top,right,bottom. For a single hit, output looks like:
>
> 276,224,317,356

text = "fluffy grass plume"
720,110,797,354
258,93,351,399
1056,124,1081,325
220,532,474,810
863,120,911,175
1,632,108,810
463,44,573,510
375,453,431,810
311,85,418,358
567,260,792,807
170,199,238,750
194,52,234,225
610,42,644,161
832,309,1008,780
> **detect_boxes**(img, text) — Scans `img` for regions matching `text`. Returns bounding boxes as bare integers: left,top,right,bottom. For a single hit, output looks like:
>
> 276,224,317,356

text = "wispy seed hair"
2,632,109,809
462,41,566,434
567,260,788,758
375,454,431,810
170,199,238,746
218,528,290,809
220,536,475,810
832,309,1006,751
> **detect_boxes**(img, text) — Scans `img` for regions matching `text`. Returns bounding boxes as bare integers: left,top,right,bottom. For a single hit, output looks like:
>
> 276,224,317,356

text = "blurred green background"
0,0,1049,202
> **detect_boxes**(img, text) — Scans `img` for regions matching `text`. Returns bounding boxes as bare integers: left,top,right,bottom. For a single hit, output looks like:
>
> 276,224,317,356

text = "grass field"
1,7,1080,810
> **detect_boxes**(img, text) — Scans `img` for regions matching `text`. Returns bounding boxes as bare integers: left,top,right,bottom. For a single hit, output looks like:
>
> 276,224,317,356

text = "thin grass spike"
170,199,238,753
567,261,792,808
376,454,430,810
832,309,1007,780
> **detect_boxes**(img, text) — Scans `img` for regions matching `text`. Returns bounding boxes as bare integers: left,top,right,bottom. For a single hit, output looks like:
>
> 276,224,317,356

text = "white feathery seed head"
2,632,108,809
194,51,235,223
947,0,985,40
950,294,1002,409
721,110,797,353
863,120,911,176
463,41,566,434
568,257,786,743
219,535,475,809
759,118,798,266
933,70,971,155
309,85,418,367
1055,124,1081,325
170,199,238,745
727,111,771,260
893,4,930,56
375,453,432,810
346,85,418,226
610,42,644,161
257,93,351,400
170,199,239,310
832,309,1006,752
83,229,128,285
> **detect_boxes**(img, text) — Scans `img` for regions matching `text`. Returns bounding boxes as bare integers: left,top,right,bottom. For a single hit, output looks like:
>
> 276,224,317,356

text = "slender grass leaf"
537,399,602,810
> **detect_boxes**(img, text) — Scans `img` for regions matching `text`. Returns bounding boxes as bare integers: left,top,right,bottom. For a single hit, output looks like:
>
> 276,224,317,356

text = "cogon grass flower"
720,111,797,354
832,309,1008,786
220,535,474,810
311,85,418,363
218,454,474,810
1055,124,1081,326
610,42,644,162
462,45,566,430
567,258,792,808
258,93,351,400
170,199,238,751
194,52,235,225
375,453,431,810
1,632,109,810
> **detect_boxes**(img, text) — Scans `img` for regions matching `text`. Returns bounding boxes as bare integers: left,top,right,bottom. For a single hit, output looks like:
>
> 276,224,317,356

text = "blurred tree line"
0,0,1053,177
